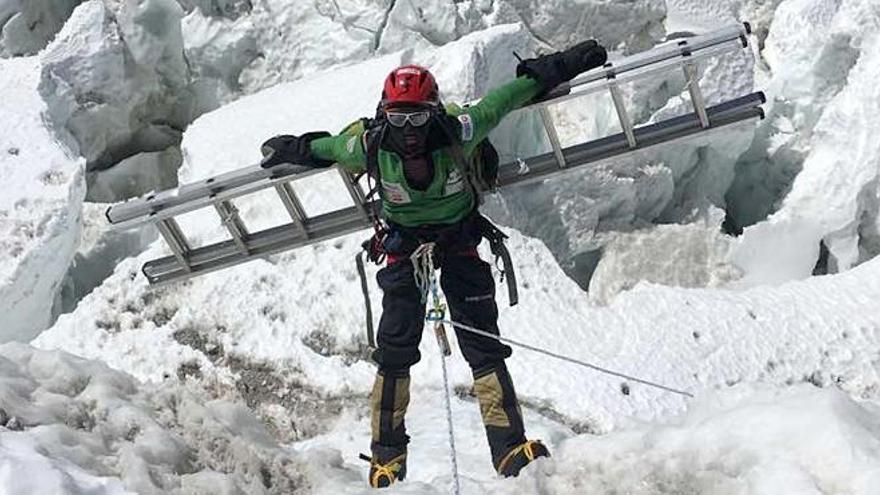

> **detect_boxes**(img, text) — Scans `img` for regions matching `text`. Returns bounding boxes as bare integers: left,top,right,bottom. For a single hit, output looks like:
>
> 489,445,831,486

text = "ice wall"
731,0,880,286
39,0,192,173
0,0,83,57
181,0,668,107
0,56,85,343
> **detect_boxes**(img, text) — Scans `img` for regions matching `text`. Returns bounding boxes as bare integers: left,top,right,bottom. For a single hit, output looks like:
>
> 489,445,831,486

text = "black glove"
516,40,608,97
259,131,335,168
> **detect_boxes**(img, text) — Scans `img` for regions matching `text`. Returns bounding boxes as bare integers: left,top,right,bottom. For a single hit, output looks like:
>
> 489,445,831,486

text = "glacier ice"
0,56,85,343
39,0,193,172
731,0,880,286
0,0,83,57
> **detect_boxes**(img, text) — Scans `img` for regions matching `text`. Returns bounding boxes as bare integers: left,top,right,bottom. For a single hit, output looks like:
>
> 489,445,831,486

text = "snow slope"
0,342,313,494
298,384,880,494
0,56,85,343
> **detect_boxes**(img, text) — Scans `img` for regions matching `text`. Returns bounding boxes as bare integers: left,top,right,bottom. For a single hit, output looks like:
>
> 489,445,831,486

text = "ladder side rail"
497,92,765,188
143,202,376,286
565,23,748,89
109,165,329,230
534,39,744,111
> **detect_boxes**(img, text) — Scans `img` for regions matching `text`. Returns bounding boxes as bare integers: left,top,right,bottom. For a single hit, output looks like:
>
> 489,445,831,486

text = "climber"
258,39,607,488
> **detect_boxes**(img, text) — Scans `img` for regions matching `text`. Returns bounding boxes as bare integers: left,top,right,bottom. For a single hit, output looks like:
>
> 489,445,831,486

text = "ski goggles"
384,110,433,128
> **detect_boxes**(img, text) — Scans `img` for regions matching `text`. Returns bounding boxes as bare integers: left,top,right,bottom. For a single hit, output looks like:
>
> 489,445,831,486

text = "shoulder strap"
434,114,486,204
363,120,384,183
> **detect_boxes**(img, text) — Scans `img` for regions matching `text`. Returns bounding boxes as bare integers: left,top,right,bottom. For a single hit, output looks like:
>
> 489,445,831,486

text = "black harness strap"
355,249,376,349
475,215,519,307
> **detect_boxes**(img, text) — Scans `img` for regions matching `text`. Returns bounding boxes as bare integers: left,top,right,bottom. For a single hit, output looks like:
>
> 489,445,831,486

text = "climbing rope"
439,317,694,398
411,244,462,495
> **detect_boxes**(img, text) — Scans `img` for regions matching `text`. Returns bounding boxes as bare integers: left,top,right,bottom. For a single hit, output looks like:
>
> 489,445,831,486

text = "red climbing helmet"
381,65,439,108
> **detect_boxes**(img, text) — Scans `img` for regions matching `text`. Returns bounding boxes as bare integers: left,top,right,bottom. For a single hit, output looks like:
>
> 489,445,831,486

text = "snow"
588,207,741,304
5,0,880,492
0,342,312,494
0,55,85,343
298,384,880,494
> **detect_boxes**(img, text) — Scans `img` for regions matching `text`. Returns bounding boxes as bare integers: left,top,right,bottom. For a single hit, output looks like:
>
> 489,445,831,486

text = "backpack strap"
434,114,486,205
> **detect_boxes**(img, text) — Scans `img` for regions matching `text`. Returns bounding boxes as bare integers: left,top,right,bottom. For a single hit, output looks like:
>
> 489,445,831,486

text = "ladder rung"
156,218,192,272
538,107,567,168
683,59,710,128
609,81,637,148
274,182,308,234
338,168,369,219
214,200,250,254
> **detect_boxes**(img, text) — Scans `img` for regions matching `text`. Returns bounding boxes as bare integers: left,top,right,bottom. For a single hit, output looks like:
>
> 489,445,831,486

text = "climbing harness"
439,317,694,398
411,244,461,495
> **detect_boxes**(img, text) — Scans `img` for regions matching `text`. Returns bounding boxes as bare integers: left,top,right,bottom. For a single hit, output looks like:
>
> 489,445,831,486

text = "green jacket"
310,76,543,227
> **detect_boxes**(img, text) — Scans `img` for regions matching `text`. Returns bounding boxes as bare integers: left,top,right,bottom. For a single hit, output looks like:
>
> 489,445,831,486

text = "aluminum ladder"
106,23,765,286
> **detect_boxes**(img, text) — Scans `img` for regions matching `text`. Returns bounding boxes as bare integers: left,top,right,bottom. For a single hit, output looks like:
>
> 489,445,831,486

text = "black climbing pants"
370,253,513,373
369,248,526,470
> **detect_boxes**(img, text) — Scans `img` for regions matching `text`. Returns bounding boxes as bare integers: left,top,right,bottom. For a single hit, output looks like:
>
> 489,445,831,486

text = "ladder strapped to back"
106,23,765,286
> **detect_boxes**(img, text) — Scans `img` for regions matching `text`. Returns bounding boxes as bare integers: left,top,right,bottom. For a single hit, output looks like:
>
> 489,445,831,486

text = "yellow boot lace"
370,453,406,488
496,440,542,474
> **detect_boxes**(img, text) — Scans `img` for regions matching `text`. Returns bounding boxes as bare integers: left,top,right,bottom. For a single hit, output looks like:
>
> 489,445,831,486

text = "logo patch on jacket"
444,169,465,196
381,180,412,204
458,114,474,142
346,136,358,154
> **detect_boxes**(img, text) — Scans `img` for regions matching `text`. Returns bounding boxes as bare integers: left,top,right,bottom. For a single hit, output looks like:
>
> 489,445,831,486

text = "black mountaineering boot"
368,369,410,488
473,362,550,477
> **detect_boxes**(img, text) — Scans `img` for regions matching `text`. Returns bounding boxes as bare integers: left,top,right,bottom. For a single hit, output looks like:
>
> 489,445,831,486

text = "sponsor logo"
458,114,474,141
444,169,465,196
464,294,493,302
381,180,412,204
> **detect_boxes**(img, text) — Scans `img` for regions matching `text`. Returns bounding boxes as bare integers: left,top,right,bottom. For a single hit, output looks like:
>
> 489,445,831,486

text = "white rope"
411,243,461,494
440,318,694,398
411,243,436,303
439,344,462,495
